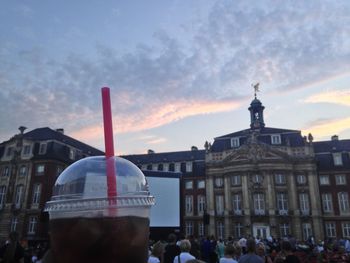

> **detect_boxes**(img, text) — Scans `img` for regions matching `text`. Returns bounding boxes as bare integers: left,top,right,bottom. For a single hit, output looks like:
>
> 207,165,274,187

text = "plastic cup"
45,156,155,263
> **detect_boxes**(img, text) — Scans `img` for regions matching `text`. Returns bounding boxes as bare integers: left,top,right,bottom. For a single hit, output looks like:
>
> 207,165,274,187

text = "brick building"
0,127,103,243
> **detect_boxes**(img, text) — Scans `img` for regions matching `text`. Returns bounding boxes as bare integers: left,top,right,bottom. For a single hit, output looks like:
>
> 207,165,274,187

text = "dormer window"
271,134,281,145
333,153,343,166
39,143,47,155
231,137,240,148
186,162,192,172
69,148,75,160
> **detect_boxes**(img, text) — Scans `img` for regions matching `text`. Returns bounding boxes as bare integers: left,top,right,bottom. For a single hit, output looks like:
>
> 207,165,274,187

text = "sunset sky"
0,1,349,155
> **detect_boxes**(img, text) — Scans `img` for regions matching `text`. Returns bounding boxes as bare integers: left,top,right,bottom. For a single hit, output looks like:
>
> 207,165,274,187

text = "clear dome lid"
45,156,155,218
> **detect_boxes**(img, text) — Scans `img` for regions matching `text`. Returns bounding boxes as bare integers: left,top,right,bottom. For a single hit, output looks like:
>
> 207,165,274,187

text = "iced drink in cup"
45,156,155,263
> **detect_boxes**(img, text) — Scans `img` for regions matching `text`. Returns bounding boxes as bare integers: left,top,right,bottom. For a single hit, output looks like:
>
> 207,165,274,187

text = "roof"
313,139,350,153
211,126,305,152
121,149,206,164
22,127,104,155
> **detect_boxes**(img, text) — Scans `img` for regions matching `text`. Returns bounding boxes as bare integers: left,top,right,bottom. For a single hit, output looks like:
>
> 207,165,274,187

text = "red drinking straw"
101,87,117,198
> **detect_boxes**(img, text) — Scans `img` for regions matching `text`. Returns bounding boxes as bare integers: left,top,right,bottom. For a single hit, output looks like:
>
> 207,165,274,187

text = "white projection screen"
146,175,180,227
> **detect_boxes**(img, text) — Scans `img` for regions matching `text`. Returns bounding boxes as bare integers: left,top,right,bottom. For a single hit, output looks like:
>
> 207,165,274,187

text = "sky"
0,0,349,155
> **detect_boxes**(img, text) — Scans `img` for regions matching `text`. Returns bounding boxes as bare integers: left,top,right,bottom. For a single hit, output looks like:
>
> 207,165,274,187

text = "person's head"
281,240,292,252
224,244,235,257
246,239,256,253
233,242,242,257
168,233,177,243
256,242,265,256
179,239,191,252
9,232,19,243
151,241,164,257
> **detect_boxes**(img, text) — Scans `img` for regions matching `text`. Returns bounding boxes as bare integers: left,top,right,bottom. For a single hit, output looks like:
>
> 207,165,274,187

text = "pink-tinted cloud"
304,90,350,106
302,117,350,140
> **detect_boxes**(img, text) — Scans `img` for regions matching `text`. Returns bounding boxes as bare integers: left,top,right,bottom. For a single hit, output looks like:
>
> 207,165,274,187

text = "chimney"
147,149,155,154
191,146,198,151
56,128,64,134
331,135,339,141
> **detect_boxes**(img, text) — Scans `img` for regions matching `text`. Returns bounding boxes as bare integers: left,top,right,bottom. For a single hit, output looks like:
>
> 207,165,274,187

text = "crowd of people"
148,234,350,263
1,231,350,263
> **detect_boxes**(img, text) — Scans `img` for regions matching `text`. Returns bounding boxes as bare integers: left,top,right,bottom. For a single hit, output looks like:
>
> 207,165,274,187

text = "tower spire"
248,83,265,129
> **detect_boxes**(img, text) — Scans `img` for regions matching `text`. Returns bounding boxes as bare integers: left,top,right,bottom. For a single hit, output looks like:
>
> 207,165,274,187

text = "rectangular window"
333,153,343,166
214,177,224,188
185,221,193,236
28,217,37,234
275,174,286,185
296,174,307,185
6,146,14,157
325,222,336,238
216,195,224,216
216,221,224,239
231,137,240,148
235,223,243,238
299,193,310,215
56,166,64,177
322,193,333,213
277,192,289,212
319,175,330,185
2,167,9,177
336,174,347,185
36,164,45,175
39,143,47,155
197,180,205,189
22,145,31,155
342,223,350,238
163,163,169,172
32,184,41,204
175,163,181,172
0,186,6,208
19,166,27,177
252,174,263,184
15,185,24,209
10,217,18,232
271,134,281,145
69,148,75,160
280,223,290,237
197,195,206,215
231,175,241,186
185,195,193,215
198,222,205,237
232,193,242,213
185,180,193,190
302,223,312,241
186,162,192,172
254,193,265,214
338,192,350,213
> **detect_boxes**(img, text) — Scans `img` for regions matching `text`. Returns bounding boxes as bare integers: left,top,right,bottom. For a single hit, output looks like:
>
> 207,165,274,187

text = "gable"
222,142,290,164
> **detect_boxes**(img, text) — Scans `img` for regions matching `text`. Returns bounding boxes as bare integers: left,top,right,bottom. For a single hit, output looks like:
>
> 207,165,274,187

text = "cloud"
302,117,350,139
1,0,350,144
304,90,350,106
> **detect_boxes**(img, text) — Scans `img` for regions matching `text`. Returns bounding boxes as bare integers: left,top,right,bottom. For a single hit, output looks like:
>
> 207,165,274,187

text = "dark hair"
224,244,235,256
246,239,256,253
168,233,177,243
281,241,292,251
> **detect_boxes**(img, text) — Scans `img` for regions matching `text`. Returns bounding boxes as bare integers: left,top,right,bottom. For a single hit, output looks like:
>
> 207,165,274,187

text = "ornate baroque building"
205,96,322,240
